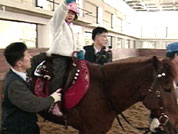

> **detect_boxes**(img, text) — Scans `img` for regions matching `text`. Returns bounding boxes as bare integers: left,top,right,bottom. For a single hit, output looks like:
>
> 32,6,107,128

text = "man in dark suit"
84,27,112,65
1,42,61,134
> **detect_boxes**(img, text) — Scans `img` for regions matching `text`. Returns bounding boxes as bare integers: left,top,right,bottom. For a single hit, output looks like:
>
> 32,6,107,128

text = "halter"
147,72,169,127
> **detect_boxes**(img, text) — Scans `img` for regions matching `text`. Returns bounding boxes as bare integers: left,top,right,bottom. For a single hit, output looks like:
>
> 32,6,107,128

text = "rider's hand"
65,0,76,4
50,88,62,103
77,50,85,60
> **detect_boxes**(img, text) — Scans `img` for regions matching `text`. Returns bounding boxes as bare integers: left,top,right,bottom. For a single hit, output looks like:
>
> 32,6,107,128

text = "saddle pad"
34,78,50,97
64,60,90,109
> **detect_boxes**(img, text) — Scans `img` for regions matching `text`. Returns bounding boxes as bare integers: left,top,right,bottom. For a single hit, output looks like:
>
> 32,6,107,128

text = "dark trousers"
50,55,71,92
1,123,39,134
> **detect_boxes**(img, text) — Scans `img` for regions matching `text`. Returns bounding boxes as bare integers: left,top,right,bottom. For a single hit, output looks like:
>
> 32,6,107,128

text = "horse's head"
141,56,178,134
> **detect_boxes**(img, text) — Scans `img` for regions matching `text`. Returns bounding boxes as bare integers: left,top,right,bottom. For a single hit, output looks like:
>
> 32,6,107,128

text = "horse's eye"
164,88,171,93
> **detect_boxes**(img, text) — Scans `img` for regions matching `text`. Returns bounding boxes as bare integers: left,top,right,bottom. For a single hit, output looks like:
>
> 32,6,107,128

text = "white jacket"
47,1,81,57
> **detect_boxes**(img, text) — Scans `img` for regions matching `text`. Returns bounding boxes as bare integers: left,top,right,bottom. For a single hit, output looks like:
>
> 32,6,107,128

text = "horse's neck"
102,61,153,111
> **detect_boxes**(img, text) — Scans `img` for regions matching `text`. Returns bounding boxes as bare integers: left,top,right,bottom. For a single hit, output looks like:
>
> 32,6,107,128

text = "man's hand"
50,88,62,103
149,118,160,133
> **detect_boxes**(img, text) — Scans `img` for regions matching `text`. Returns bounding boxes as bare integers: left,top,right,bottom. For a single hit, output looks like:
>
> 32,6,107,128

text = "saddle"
32,56,90,117
63,59,90,109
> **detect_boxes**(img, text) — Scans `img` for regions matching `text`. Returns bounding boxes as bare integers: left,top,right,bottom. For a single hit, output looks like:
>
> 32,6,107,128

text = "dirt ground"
0,81,150,134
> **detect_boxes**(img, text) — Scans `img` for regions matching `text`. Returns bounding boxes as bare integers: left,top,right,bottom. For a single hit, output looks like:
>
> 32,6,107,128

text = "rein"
146,72,169,131
100,67,149,133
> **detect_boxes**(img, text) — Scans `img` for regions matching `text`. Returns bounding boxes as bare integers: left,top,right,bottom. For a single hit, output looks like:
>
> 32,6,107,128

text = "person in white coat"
47,0,84,93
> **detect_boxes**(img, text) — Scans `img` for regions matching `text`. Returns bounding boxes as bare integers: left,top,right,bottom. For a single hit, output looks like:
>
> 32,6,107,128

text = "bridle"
101,66,173,133
147,72,169,129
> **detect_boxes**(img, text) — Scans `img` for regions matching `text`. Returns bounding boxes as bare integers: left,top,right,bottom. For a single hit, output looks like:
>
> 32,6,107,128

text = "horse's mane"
104,56,153,70
104,56,177,81
112,56,151,64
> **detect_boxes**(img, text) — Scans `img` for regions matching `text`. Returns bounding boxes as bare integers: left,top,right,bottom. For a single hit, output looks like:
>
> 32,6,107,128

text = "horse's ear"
152,56,162,73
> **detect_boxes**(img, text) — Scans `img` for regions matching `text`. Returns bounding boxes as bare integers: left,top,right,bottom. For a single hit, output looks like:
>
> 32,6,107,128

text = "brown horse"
35,56,178,134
